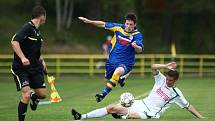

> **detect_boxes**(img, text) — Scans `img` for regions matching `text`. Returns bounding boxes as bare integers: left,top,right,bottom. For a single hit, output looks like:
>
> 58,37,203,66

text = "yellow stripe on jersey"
10,66,22,89
110,34,117,52
132,31,140,35
11,34,16,42
117,27,140,36
106,26,121,32
109,26,140,52
28,37,37,41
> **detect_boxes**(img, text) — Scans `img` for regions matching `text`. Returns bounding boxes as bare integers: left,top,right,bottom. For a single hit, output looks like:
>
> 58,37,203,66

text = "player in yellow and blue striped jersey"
79,13,144,102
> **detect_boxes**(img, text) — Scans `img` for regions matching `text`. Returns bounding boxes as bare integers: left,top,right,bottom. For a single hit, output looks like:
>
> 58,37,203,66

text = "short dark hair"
166,70,179,80
125,13,137,24
32,6,46,19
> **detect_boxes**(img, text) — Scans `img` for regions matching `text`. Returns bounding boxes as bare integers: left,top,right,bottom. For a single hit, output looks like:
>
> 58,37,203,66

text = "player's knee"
21,87,31,102
37,92,47,99
106,105,118,113
22,91,31,102
106,106,114,113
114,67,125,75
36,89,47,99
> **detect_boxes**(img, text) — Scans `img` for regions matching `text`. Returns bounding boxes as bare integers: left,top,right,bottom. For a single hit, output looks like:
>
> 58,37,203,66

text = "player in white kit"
71,62,204,120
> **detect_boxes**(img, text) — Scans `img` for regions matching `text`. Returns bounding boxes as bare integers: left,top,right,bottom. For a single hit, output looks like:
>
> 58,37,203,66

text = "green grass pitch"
0,76,214,121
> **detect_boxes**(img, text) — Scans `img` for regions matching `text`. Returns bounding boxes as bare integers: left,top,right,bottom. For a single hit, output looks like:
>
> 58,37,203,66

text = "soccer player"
71,62,205,120
11,6,47,121
102,35,112,55
78,13,144,102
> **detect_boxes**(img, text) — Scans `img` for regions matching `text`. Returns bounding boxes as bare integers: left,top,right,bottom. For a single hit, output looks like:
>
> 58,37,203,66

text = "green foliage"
0,0,215,54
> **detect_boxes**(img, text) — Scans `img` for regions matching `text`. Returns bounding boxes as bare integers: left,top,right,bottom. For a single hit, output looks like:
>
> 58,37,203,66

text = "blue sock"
102,81,116,96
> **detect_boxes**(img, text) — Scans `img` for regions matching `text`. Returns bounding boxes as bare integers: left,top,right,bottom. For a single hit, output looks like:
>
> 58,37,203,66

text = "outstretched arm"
187,104,205,118
151,62,177,75
78,17,105,28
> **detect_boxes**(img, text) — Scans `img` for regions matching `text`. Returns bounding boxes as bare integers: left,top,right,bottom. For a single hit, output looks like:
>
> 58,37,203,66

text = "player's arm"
151,62,177,75
78,17,105,28
187,104,205,118
39,56,48,75
131,34,144,53
11,37,30,65
131,41,142,53
11,24,32,65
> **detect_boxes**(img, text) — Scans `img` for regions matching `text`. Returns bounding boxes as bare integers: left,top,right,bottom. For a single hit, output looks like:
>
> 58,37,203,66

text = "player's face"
39,15,46,25
166,76,176,87
125,20,136,32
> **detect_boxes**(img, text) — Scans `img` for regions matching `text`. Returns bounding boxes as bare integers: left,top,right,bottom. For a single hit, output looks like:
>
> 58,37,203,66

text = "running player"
11,6,47,121
71,62,204,120
78,13,144,102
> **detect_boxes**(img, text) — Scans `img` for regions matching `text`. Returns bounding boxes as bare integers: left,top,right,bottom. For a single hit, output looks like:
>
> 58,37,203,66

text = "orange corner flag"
47,76,62,103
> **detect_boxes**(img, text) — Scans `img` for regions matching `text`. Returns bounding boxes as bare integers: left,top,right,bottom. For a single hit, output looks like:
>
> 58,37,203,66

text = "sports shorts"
11,63,46,91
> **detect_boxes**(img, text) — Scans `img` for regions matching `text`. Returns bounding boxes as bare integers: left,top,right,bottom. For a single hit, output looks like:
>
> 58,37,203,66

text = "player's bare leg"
71,104,127,120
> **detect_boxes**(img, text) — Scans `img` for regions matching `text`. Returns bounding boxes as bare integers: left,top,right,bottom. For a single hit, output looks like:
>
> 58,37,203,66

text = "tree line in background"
1,0,215,53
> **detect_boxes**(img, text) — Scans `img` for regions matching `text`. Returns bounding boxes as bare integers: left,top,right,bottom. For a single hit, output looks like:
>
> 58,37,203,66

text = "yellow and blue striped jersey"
105,22,144,65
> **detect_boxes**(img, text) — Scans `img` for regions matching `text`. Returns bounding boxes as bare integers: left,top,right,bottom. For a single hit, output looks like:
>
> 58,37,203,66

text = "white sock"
81,107,108,119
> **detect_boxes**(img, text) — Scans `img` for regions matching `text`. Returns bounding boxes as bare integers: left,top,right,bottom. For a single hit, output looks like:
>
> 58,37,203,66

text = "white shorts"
128,100,151,119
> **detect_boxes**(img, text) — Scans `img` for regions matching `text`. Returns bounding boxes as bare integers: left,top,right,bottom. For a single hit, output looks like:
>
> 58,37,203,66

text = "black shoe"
30,98,40,111
71,109,82,120
95,93,105,102
119,82,125,87
112,113,123,119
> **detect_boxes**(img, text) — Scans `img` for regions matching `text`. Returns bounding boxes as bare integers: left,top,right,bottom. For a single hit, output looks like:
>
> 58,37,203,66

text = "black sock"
18,101,28,121
31,92,39,101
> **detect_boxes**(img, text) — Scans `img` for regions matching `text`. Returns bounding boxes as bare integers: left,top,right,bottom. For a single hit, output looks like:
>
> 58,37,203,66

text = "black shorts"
11,64,46,91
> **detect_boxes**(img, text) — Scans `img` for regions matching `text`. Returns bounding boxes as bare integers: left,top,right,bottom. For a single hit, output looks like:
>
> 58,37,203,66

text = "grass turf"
0,76,214,121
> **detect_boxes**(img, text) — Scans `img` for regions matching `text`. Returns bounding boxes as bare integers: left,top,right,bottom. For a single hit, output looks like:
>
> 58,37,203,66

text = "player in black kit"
11,6,47,121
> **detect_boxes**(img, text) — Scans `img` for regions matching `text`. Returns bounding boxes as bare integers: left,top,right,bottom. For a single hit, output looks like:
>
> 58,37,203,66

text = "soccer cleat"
111,113,123,119
119,82,125,87
30,98,40,111
71,109,82,120
95,93,105,102
118,78,126,87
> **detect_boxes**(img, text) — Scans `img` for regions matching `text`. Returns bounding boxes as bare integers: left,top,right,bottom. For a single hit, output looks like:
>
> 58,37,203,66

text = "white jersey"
143,71,189,118
129,71,189,119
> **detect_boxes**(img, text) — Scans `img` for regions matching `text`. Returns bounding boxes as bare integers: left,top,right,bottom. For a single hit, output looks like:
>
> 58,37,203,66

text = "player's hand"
78,17,90,23
131,41,137,48
40,59,48,75
166,62,177,70
21,57,30,66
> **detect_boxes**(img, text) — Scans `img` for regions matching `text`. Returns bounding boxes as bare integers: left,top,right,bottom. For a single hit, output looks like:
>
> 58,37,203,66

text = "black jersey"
12,21,44,67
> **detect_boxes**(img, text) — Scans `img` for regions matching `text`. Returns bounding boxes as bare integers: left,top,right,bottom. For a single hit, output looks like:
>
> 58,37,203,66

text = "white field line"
38,101,52,105
134,90,150,100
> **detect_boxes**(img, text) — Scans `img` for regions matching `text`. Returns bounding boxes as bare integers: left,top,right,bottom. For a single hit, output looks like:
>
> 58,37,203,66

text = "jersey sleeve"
133,33,144,52
173,88,190,109
105,22,122,32
154,71,166,84
12,23,32,42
